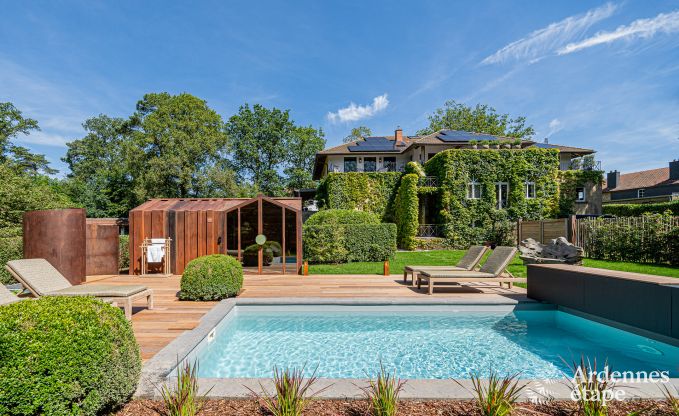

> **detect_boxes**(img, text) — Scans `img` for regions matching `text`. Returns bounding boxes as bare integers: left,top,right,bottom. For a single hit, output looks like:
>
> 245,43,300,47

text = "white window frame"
575,186,586,202
525,181,536,199
467,180,482,199
496,182,509,209
637,189,645,198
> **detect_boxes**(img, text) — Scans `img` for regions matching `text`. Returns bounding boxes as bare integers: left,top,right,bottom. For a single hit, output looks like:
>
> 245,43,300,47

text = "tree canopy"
417,100,535,139
343,126,372,143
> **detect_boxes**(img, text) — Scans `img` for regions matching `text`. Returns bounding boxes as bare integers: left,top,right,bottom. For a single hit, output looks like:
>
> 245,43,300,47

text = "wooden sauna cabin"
129,196,303,275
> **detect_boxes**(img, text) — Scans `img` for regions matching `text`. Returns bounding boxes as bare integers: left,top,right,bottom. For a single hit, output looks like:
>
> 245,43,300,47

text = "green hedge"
0,297,141,415
0,228,22,285
425,148,560,247
395,173,419,249
316,172,402,220
180,254,243,300
118,234,130,272
602,200,679,216
305,209,380,226
304,223,396,263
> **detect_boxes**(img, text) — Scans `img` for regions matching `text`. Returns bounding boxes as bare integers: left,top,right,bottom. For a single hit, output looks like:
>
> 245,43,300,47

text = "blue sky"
1,0,678,175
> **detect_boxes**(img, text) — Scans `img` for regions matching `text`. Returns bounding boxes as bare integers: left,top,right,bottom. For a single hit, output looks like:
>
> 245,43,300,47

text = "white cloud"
558,10,679,55
327,94,389,123
547,118,564,137
481,3,616,65
14,131,69,147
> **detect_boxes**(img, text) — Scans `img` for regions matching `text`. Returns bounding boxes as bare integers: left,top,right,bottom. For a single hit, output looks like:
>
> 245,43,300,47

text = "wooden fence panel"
518,218,569,244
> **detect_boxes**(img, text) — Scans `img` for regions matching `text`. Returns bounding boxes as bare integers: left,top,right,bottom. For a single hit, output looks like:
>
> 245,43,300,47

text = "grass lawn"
309,250,679,280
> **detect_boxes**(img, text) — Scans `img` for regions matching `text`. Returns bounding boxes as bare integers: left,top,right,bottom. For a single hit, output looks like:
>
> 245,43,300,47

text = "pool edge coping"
136,297,679,400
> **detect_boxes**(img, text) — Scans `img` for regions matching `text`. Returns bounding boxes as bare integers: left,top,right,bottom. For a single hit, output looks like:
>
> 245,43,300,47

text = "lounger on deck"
403,245,488,287
0,284,20,306
5,259,153,319
417,246,523,295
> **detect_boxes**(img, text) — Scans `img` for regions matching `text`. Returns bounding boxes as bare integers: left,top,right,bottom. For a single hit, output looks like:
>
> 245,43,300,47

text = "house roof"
603,167,679,192
533,142,595,155
131,197,302,212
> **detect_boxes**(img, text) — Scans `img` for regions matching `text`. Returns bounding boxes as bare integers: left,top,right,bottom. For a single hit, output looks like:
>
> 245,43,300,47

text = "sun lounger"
403,245,488,287
417,246,523,294
5,259,153,319
0,284,20,306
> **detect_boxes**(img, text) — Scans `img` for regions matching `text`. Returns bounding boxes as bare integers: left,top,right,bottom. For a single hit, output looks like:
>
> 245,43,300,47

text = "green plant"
316,172,402,220
404,161,425,177
0,228,22,285
464,370,525,416
243,241,282,266
119,234,130,271
158,360,209,416
363,363,405,416
661,384,679,415
0,296,141,416
179,254,243,300
303,223,397,263
251,367,322,416
564,357,612,416
305,209,380,226
558,169,604,217
603,200,679,216
394,173,419,249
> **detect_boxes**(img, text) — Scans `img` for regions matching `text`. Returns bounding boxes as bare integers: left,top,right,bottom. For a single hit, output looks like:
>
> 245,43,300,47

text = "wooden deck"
87,274,527,360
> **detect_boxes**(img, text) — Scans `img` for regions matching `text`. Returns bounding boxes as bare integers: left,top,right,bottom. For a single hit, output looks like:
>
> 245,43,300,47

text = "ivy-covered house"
312,128,602,248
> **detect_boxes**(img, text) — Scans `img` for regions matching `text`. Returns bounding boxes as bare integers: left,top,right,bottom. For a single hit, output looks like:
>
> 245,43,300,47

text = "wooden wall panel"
175,211,185,274
197,211,206,257
23,209,86,284
206,210,215,255
185,211,198,265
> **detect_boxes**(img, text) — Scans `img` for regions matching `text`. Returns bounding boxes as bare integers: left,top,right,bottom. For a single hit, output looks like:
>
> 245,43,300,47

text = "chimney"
607,170,620,189
543,138,548,144
395,127,405,146
670,160,679,180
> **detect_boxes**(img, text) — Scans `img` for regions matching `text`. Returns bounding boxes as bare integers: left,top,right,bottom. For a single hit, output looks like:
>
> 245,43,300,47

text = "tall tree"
62,115,136,217
129,92,229,199
0,102,56,176
343,126,372,143
417,100,535,138
225,104,294,196
285,125,325,190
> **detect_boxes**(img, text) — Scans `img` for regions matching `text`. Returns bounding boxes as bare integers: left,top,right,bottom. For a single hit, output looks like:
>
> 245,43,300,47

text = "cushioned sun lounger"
417,246,523,295
0,284,20,306
6,259,153,319
403,245,489,287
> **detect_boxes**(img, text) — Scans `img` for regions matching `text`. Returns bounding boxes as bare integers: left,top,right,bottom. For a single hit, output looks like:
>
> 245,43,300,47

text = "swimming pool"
190,304,679,380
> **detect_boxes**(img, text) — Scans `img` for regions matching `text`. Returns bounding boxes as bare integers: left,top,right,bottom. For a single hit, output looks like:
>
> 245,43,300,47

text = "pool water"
194,306,679,379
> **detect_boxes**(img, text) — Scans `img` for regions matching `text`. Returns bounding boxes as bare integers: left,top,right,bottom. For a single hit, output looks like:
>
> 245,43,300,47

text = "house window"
637,189,645,198
496,182,509,209
467,180,482,199
525,182,536,199
576,187,586,202
427,153,437,160
363,157,376,172
344,157,357,172
383,157,396,172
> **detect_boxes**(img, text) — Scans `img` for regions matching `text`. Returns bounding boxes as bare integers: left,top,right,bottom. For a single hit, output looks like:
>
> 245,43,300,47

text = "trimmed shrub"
316,172,402,220
602,200,679,216
404,161,425,177
118,234,130,272
305,208,380,227
0,227,22,285
303,223,396,263
0,297,141,416
180,254,243,300
394,174,419,250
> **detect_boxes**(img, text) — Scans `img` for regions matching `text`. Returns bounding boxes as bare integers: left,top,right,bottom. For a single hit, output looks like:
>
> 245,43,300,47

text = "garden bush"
394,173,419,250
179,254,243,300
305,208,380,227
0,296,141,416
316,172,402,220
303,223,396,263
602,200,679,216
118,234,130,272
0,227,22,285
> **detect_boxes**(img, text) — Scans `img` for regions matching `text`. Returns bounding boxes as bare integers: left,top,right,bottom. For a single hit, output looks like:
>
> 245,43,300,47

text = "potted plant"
502,141,511,149
491,141,500,149
469,140,478,149
512,138,522,149
480,140,490,149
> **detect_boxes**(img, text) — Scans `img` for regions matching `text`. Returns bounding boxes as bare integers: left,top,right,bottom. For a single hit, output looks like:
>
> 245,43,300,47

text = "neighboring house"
603,160,679,204
312,128,595,178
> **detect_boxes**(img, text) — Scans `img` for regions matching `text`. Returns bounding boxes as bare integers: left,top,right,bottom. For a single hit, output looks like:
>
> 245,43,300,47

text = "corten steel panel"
175,211,185,274
85,223,119,276
527,265,585,309
198,210,206,257
23,208,86,285
584,276,671,337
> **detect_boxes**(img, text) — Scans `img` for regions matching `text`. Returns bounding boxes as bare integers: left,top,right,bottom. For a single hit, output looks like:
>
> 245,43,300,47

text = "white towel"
147,239,166,263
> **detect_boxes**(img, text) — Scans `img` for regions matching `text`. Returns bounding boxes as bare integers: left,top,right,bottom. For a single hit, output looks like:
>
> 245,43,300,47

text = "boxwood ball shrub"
180,254,243,300
0,296,141,416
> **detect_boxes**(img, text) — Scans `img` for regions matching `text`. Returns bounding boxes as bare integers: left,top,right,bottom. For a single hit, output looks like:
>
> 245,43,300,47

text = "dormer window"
637,189,645,198
467,180,482,199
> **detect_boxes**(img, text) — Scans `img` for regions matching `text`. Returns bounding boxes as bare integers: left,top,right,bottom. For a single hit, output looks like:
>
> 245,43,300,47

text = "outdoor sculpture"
519,237,584,265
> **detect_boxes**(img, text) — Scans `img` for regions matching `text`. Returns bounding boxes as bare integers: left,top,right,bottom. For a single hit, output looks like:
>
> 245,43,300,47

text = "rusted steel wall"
23,208,87,285
85,221,119,276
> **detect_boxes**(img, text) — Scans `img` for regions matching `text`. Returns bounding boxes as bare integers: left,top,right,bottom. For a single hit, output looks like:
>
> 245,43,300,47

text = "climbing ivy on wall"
394,173,419,249
316,172,402,221
424,148,561,247
558,169,604,217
